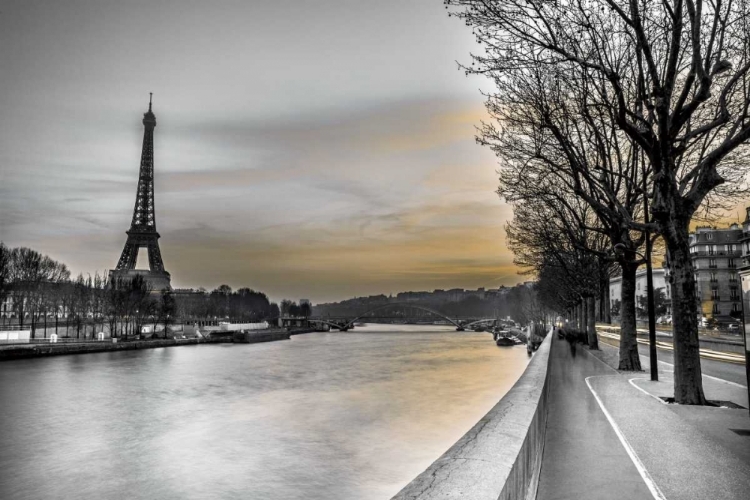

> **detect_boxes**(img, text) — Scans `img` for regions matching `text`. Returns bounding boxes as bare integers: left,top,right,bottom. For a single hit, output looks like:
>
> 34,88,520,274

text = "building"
689,224,743,322
608,222,747,324
609,268,670,317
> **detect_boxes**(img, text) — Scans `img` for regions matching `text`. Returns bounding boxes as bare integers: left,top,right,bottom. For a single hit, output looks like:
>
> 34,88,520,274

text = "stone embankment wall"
391,333,553,500
0,338,211,361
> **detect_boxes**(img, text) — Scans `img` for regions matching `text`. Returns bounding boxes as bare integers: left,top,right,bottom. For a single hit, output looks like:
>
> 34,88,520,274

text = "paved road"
599,335,747,386
536,336,653,500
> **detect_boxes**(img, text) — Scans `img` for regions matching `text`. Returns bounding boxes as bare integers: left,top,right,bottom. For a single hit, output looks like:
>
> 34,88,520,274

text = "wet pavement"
539,335,750,500
536,336,653,500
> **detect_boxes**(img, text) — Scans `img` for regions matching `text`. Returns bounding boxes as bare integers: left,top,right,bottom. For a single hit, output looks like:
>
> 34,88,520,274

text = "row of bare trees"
447,0,750,404
0,244,282,338
1,243,71,335
0,244,175,339
174,285,278,322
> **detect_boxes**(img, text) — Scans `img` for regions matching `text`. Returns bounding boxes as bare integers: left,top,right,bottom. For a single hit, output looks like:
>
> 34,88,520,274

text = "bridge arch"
328,302,463,330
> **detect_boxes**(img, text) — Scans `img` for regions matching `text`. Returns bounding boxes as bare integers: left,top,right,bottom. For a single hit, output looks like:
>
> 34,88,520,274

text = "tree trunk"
587,296,599,349
619,262,642,370
667,235,706,405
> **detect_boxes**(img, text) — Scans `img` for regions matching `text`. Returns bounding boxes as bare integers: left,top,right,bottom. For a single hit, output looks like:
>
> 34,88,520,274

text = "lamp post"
641,190,659,382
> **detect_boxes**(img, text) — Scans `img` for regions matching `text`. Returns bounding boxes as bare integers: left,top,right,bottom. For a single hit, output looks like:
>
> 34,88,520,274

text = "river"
0,324,529,500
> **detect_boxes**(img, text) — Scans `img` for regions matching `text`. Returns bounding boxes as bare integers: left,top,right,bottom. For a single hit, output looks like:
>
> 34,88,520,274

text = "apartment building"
689,224,743,322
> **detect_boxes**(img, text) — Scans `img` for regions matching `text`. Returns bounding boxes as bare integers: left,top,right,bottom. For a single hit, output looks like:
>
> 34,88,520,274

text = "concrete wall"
391,333,553,500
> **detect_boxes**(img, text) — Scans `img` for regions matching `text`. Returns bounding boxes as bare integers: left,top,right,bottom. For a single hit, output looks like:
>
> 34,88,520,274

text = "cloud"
1,92,519,302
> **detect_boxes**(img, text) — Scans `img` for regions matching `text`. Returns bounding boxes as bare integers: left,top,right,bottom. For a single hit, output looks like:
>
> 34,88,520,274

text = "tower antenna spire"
149,92,153,111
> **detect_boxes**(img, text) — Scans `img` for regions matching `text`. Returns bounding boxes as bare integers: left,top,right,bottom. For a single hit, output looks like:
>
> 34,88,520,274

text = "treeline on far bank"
0,243,282,339
313,284,545,326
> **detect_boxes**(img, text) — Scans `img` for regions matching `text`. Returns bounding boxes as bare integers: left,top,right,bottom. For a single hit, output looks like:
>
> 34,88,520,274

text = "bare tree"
0,243,10,325
447,0,750,404
505,197,615,349
7,247,69,336
491,61,651,368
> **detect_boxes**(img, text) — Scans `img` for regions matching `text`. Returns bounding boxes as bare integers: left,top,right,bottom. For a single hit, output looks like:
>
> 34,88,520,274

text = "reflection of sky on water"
0,325,529,500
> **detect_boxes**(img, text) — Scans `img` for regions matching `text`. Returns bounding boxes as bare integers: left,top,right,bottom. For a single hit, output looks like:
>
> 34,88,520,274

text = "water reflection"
0,325,528,500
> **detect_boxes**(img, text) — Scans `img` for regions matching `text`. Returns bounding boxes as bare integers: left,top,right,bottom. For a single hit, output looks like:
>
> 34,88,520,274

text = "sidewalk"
537,335,750,500
536,336,653,500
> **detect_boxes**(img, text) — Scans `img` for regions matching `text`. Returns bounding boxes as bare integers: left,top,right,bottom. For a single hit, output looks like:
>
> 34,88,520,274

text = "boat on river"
493,328,524,347
495,336,517,346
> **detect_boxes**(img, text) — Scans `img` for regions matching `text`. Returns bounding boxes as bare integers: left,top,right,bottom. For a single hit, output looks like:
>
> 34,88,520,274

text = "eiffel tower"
110,94,171,291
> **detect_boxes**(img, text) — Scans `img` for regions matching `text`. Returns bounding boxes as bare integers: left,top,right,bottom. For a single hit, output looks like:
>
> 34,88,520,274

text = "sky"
0,0,523,303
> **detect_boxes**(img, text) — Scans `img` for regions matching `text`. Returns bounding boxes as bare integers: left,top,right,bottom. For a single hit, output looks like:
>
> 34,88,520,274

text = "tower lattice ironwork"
111,94,171,290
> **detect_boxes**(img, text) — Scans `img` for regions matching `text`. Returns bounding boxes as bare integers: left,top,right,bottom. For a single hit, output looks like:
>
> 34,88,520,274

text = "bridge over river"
283,301,498,331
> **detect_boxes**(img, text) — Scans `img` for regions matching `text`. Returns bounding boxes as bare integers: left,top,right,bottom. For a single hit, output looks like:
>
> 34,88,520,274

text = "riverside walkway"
538,334,750,500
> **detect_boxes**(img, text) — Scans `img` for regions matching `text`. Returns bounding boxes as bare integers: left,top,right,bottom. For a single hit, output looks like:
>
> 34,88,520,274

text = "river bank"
0,338,213,361
0,328,295,361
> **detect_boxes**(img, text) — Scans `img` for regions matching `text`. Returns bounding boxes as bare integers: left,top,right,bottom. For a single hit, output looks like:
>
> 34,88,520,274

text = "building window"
710,272,717,282
707,233,714,240
733,303,741,312
637,282,641,291
731,287,739,300
709,244,716,255
712,288,720,300
729,258,735,268
730,273,738,282
713,303,720,314
709,258,717,268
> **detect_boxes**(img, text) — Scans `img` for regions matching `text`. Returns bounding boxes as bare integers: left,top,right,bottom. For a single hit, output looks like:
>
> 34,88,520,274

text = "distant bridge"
305,302,497,332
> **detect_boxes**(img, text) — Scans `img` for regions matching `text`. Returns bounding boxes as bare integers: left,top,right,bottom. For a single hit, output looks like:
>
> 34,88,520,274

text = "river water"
0,325,529,500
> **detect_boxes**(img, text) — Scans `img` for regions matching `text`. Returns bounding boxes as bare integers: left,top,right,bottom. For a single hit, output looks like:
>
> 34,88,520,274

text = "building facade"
609,268,670,318
608,222,748,324
689,224,743,322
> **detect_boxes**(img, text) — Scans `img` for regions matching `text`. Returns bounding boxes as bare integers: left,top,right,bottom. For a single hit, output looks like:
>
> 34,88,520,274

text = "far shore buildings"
609,220,745,324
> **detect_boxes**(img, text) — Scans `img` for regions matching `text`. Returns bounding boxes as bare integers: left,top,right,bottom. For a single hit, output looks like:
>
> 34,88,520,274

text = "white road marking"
598,332,748,389
628,377,668,405
585,376,668,500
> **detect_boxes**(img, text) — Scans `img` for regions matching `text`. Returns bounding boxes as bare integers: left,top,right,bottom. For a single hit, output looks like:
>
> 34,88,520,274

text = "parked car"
657,315,672,325
728,323,741,332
